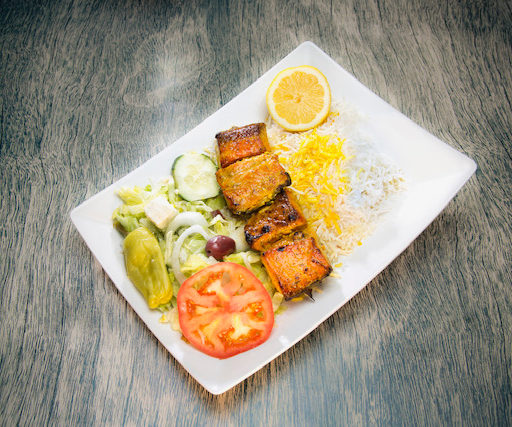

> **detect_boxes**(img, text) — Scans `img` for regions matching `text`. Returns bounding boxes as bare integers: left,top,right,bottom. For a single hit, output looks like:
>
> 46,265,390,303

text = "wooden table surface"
1,0,511,424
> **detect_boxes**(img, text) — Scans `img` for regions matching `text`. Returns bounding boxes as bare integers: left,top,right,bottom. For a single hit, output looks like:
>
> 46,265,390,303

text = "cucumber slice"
172,153,220,201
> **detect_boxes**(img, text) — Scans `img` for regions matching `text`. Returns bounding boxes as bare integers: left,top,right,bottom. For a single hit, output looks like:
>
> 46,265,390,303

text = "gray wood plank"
1,0,510,425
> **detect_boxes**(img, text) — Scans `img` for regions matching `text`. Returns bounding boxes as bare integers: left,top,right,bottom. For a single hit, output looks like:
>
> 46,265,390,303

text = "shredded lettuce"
112,179,172,235
113,212,140,234
205,194,226,210
180,253,215,275
180,235,208,263
113,156,283,313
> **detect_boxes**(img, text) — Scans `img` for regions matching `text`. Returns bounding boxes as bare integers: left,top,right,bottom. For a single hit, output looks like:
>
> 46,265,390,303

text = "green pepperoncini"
123,227,172,309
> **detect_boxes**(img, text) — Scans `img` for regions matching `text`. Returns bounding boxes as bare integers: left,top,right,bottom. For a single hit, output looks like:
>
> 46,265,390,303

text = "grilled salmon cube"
216,123,270,168
216,152,291,215
244,188,307,251
261,235,332,300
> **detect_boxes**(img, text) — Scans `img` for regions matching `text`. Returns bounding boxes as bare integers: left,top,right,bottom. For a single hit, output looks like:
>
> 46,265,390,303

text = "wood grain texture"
1,0,511,425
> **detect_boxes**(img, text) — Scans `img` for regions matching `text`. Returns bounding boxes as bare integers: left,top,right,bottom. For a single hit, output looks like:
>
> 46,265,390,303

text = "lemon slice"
266,65,331,132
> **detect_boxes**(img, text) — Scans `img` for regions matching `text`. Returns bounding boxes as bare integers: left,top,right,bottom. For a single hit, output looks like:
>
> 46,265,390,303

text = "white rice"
266,99,405,265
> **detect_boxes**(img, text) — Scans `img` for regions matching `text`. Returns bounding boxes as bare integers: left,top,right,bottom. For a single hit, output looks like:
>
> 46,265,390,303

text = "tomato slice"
177,262,274,359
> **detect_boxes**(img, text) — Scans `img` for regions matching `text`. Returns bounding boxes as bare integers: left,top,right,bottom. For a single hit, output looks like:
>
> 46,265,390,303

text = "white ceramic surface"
70,41,476,394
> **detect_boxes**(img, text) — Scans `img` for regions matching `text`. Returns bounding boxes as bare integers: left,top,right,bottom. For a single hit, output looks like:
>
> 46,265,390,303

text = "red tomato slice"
177,262,274,359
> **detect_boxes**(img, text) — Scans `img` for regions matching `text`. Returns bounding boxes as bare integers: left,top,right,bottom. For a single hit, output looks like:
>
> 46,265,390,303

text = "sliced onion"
166,212,208,238
164,212,209,265
171,224,211,284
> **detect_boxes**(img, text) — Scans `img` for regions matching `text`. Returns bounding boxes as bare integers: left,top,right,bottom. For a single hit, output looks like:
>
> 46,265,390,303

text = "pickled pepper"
123,227,172,308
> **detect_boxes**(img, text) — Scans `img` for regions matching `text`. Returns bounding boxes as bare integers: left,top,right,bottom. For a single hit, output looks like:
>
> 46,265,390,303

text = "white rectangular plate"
70,41,476,394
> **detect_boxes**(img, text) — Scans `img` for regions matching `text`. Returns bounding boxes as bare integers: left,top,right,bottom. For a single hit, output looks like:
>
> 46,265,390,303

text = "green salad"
112,151,284,325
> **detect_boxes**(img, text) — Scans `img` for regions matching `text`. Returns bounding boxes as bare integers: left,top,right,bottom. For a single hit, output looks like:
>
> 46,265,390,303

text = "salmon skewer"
216,152,291,215
216,123,270,168
244,188,307,251
215,123,332,299
261,232,332,300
